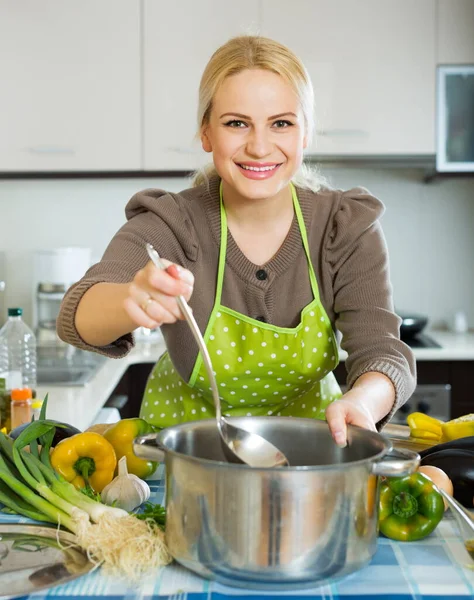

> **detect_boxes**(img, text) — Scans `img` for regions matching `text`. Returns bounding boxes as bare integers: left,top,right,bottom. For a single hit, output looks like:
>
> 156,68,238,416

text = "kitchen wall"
0,168,473,330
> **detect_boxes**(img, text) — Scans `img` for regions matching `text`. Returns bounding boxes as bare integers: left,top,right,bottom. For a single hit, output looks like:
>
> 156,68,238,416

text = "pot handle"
371,446,420,477
133,433,166,463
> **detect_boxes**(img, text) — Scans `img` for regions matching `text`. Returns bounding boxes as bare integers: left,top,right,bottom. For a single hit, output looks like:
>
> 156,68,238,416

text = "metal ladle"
438,489,474,563
145,243,289,468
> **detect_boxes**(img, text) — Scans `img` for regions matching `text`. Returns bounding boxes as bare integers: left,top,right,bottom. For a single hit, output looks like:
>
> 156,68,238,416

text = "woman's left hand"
325,393,377,447
324,372,396,448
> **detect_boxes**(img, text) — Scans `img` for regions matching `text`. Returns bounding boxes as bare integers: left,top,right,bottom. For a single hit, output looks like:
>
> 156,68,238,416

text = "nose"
245,126,273,158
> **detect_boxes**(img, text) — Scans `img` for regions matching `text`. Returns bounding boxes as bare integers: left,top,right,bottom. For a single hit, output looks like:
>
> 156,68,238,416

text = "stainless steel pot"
134,417,419,590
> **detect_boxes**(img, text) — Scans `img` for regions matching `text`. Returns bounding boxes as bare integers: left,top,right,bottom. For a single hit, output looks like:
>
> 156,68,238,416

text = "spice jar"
10,388,32,429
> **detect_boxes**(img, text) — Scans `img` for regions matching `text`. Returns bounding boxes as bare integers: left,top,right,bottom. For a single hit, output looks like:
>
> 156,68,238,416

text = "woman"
57,36,416,448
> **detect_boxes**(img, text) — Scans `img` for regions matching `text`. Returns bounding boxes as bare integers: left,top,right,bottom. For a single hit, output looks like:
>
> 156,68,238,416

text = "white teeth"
239,164,278,172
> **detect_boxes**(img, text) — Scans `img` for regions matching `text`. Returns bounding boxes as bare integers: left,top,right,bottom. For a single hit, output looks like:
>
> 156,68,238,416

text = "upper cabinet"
3,0,470,172
437,0,474,63
262,0,436,156
143,0,260,171
0,0,141,172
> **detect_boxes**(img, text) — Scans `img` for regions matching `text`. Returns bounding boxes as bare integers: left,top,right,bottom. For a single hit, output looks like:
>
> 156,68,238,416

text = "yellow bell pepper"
407,412,443,442
50,432,117,492
442,414,474,441
103,418,157,480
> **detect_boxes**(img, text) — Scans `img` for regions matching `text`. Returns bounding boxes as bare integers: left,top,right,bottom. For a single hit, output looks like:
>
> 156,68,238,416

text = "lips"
235,162,282,180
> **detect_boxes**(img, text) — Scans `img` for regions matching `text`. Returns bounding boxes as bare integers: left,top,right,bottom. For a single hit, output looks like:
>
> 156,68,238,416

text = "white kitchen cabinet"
262,0,436,156
437,0,474,63
0,0,141,172
143,0,260,171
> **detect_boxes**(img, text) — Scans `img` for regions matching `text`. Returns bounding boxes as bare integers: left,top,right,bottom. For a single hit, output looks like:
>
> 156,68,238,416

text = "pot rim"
156,418,393,472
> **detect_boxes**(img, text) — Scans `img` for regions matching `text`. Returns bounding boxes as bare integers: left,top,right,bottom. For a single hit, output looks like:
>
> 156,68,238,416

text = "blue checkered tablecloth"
2,464,474,600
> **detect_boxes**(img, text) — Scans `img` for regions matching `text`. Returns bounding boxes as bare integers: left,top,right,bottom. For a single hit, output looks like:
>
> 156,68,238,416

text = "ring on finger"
141,296,155,313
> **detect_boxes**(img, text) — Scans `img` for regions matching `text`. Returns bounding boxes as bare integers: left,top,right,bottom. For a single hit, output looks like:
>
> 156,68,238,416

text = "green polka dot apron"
140,183,342,429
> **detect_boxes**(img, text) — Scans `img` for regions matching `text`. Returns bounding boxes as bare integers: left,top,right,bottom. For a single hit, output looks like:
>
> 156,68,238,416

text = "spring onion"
0,396,170,579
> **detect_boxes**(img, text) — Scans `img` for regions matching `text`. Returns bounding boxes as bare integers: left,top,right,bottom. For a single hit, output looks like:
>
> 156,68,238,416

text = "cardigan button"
256,269,268,281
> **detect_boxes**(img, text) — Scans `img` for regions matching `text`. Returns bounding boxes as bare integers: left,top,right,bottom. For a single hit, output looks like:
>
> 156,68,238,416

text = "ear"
303,132,309,150
201,127,213,153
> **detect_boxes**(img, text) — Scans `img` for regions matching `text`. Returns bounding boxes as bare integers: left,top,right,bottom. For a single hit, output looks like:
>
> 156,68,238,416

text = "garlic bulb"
101,456,150,511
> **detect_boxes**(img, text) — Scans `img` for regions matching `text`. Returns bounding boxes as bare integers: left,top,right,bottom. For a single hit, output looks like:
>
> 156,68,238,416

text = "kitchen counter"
2,463,473,600
338,330,474,362
38,330,474,431
36,336,167,430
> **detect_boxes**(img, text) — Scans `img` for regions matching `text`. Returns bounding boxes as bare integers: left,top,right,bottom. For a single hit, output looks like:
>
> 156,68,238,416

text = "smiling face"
201,69,308,202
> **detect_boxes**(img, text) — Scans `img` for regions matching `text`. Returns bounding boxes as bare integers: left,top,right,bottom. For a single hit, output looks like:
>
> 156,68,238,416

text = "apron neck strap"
216,181,320,306
290,183,320,301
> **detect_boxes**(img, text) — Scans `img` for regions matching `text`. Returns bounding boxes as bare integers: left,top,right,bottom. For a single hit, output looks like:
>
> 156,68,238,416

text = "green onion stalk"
0,396,127,534
0,396,171,578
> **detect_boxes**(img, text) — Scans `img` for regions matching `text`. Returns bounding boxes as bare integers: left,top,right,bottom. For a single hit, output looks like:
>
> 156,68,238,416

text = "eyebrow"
219,112,298,120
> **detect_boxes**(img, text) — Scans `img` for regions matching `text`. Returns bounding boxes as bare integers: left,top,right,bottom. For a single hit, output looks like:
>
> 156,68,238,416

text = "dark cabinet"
106,363,154,419
334,360,473,419
107,360,473,421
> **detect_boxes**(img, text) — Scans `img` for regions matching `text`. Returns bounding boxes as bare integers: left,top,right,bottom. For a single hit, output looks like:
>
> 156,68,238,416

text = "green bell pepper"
378,472,444,541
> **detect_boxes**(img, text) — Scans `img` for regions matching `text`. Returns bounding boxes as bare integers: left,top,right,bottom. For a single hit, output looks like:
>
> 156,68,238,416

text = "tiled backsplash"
0,167,473,330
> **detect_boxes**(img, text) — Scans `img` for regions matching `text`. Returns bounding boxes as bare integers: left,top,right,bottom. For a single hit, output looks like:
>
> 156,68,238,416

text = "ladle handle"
439,489,474,534
145,243,222,420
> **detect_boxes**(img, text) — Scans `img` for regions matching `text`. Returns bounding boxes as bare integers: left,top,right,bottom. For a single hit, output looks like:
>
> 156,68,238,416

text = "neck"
221,181,294,230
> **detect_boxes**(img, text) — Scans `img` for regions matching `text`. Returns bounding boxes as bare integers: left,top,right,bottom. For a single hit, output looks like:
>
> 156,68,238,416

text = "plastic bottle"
0,307,37,430
10,387,32,429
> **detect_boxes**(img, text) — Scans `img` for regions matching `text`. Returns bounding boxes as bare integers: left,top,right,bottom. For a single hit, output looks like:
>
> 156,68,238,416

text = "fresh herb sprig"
134,502,166,529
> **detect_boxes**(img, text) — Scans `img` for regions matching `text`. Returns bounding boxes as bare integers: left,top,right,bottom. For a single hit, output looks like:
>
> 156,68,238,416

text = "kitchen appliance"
397,310,441,349
134,417,419,589
398,310,428,338
436,64,474,173
403,334,441,349
32,248,91,349
392,383,451,425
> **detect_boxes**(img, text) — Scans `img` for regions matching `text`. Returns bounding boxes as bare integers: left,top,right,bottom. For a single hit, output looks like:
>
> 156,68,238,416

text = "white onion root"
75,513,171,580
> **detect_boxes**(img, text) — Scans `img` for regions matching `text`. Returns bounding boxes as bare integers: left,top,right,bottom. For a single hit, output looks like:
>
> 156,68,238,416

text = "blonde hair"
192,35,326,192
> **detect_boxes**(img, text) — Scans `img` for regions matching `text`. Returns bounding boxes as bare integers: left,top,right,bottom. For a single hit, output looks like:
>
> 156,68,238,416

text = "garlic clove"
101,456,151,512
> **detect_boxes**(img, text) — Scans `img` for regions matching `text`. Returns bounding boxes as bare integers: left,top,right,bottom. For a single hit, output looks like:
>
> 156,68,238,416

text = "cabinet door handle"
25,146,76,155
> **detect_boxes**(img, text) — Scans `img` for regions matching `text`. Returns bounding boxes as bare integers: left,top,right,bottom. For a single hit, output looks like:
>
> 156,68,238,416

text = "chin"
229,167,295,200
235,180,280,200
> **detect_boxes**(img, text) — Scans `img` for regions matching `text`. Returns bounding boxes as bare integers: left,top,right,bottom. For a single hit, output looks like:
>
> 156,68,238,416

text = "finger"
145,294,183,323
123,297,161,329
159,259,194,286
146,261,194,313
146,262,194,297
325,402,348,448
129,280,184,321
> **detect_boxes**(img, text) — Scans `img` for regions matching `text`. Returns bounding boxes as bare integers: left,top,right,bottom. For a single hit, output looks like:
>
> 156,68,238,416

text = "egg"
418,465,454,510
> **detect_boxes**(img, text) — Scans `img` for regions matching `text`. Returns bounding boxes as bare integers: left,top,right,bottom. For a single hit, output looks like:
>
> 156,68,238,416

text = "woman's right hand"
123,258,194,329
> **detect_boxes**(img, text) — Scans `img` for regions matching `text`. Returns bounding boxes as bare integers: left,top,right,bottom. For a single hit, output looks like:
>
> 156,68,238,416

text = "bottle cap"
8,308,22,317
31,401,43,410
11,388,33,401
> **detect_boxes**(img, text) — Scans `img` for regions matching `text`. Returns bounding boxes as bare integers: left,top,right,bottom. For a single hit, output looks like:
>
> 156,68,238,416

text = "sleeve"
57,193,194,359
327,188,417,429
